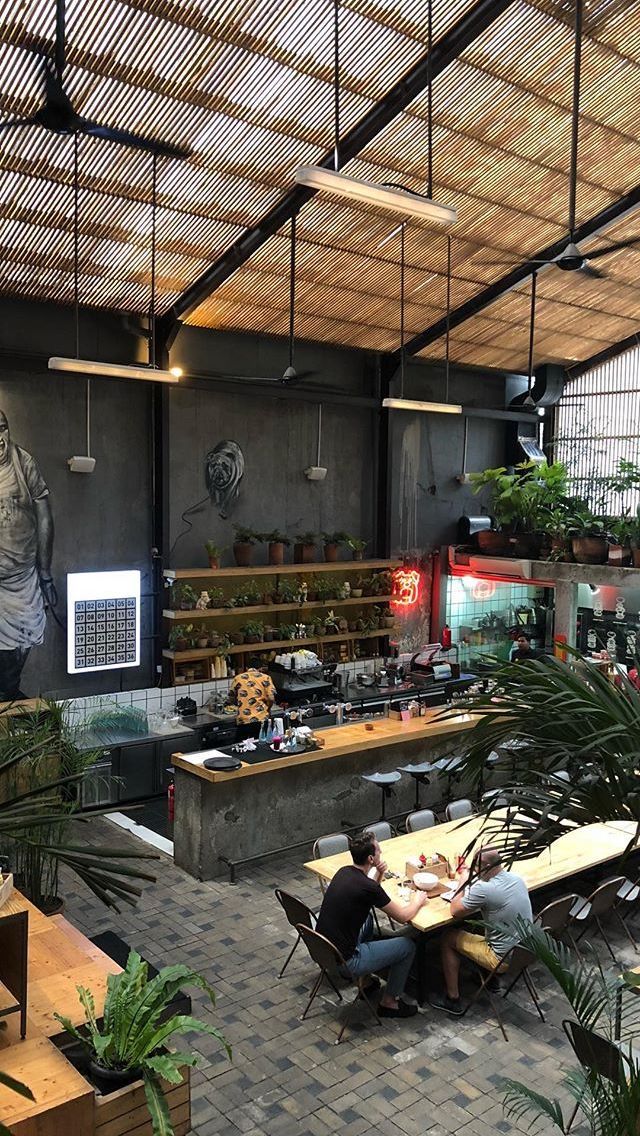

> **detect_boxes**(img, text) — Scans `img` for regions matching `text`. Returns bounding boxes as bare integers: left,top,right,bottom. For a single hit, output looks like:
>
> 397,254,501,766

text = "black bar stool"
397,761,432,811
361,771,401,821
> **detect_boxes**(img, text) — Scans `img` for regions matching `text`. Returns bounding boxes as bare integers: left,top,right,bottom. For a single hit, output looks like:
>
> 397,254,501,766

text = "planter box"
94,1067,190,1136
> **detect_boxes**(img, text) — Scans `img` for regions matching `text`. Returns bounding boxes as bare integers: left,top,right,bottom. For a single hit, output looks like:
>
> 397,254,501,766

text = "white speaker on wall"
68,455,96,473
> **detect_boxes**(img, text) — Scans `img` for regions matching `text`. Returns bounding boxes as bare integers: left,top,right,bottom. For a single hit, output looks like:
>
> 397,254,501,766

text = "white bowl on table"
412,871,440,894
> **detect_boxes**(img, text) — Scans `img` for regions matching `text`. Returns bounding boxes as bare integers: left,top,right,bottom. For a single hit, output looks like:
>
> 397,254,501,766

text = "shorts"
450,929,508,973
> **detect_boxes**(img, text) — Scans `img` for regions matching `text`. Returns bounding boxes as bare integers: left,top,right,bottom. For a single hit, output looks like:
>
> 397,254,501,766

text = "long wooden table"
304,815,640,935
0,890,120,1136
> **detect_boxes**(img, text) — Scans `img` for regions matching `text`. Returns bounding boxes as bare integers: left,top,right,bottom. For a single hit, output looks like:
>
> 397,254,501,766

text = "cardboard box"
405,854,451,881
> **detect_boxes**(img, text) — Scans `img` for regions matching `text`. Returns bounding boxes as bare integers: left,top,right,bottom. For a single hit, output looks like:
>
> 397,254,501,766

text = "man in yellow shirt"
229,658,276,740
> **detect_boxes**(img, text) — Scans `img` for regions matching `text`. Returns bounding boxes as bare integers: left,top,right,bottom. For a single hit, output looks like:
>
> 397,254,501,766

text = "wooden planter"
94,1069,190,1136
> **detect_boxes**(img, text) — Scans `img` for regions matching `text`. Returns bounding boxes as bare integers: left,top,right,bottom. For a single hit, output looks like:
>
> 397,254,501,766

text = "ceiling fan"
0,0,190,159
479,0,639,280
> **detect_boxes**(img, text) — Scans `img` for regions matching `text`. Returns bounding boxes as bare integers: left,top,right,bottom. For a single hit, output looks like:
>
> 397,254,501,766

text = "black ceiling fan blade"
78,118,190,159
55,0,66,80
586,237,640,260
475,257,550,267
0,117,36,132
577,263,606,279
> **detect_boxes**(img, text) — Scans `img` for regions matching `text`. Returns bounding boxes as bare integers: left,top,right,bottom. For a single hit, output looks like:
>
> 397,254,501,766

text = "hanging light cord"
72,134,90,458
289,212,297,369
149,153,158,368
399,222,406,398
333,0,340,171
445,234,451,404
427,0,433,199
527,270,538,395
568,0,583,241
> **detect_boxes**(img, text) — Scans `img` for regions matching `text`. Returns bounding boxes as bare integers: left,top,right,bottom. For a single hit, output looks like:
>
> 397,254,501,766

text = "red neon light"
391,567,420,607
472,579,496,601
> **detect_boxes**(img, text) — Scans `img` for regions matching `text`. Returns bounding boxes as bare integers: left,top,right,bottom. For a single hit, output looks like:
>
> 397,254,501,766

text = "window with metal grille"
554,344,640,514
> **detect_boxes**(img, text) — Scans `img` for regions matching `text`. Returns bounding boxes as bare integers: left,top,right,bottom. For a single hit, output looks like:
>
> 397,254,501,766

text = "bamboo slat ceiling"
1,0,639,370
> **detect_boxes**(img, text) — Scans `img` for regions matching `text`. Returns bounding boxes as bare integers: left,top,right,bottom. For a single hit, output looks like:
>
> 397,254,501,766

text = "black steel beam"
402,183,640,357
160,0,516,341
564,328,640,379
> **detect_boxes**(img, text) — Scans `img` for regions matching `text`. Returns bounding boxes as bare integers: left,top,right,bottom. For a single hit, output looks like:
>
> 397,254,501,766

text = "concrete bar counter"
172,711,476,880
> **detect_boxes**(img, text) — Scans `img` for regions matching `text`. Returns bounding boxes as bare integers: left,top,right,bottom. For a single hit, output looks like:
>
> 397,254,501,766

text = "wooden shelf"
163,595,395,621
164,559,399,581
163,628,395,660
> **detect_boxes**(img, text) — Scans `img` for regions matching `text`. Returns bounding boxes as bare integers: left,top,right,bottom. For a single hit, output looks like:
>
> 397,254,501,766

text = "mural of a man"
0,410,55,700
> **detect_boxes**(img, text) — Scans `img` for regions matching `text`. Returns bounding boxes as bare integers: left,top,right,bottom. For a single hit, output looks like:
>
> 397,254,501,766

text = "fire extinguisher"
167,780,175,823
441,624,452,650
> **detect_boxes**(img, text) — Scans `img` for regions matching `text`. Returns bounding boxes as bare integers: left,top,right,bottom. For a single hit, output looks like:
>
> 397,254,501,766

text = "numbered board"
67,570,141,674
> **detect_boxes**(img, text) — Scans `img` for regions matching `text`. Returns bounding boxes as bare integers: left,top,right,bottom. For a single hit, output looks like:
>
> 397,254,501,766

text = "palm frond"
502,1078,566,1131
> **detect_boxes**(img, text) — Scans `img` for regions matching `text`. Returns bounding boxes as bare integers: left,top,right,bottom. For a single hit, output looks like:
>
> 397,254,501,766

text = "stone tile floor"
62,820,639,1136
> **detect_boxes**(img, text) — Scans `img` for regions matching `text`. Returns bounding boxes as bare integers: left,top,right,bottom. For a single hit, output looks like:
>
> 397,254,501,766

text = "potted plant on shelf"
241,620,264,644
279,623,297,641
293,531,317,564
274,578,299,605
321,531,348,563
344,536,367,561
314,575,336,602
470,460,568,557
262,529,290,566
54,949,229,1136
232,524,260,567
204,541,225,569
195,624,209,649
172,583,198,611
568,506,609,564
230,629,245,645
206,586,225,609
168,627,188,652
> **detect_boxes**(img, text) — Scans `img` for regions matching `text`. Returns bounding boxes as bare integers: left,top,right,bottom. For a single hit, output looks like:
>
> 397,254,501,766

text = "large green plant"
0,701,157,910
501,923,640,1135
440,650,640,863
54,950,230,1136
470,461,568,533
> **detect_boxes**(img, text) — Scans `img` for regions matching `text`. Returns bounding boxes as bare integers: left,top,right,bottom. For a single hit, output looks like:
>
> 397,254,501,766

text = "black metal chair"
406,808,437,833
297,924,382,1044
567,876,628,961
612,874,640,951
563,1019,631,1132
274,889,316,979
461,942,545,1043
534,893,579,939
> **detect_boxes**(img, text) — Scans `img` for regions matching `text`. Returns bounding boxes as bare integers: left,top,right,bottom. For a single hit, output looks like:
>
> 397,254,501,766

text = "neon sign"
391,567,421,608
471,579,496,601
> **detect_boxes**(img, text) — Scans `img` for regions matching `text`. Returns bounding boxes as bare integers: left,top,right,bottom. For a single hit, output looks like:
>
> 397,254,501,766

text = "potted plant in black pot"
232,524,259,567
262,529,290,566
293,531,317,564
54,949,229,1136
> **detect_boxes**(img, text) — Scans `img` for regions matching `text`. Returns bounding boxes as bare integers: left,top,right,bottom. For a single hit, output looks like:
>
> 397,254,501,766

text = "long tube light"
382,397,462,414
295,167,457,227
48,357,182,383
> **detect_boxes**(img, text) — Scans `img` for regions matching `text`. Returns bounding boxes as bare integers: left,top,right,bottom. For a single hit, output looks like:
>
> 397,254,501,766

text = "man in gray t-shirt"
429,846,532,1016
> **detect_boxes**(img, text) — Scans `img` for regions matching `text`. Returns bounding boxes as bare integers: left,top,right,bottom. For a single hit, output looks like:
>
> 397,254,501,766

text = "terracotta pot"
352,550,364,560
175,636,187,651
324,543,339,562
268,542,286,566
508,532,542,559
571,536,608,564
233,541,253,567
294,543,316,564
476,530,511,556
231,632,245,645
608,543,631,567
245,634,262,644
207,556,220,569
633,546,640,568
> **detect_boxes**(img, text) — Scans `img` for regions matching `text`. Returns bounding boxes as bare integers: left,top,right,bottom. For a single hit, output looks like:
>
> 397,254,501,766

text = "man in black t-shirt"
316,830,428,1018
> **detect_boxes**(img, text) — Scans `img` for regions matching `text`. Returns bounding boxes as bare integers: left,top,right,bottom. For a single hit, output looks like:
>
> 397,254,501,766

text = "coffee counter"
172,711,476,880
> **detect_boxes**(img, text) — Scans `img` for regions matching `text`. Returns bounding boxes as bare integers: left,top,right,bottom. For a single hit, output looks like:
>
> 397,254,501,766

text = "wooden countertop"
172,710,477,783
305,815,640,935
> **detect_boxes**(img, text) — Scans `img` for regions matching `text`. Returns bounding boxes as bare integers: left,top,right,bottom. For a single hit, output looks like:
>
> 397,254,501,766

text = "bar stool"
397,761,432,811
361,771,401,821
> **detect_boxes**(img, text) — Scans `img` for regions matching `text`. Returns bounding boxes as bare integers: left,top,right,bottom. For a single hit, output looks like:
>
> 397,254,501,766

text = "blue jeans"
342,915,416,1000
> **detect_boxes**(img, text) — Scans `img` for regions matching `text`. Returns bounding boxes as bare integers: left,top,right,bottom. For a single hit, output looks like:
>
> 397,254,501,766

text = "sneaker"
485,975,501,993
378,1001,419,1018
427,991,465,1016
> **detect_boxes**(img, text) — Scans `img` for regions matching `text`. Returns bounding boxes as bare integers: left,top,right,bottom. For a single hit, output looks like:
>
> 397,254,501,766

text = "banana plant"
54,950,230,1136
501,923,640,1134
439,650,640,864
0,700,158,910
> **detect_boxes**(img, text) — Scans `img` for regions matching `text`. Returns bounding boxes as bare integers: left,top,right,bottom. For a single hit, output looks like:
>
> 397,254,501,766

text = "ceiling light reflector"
295,167,457,227
48,357,181,383
382,398,462,414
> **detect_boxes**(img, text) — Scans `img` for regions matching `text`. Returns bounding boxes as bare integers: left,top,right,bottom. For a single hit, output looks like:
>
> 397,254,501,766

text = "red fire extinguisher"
167,780,175,823
441,624,452,650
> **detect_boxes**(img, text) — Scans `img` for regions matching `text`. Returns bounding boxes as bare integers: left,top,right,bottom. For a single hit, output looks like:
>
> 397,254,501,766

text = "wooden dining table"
304,813,640,937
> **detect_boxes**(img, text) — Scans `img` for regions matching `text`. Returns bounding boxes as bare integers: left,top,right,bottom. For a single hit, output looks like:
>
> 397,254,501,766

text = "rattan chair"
406,808,437,833
297,924,382,1044
274,889,316,978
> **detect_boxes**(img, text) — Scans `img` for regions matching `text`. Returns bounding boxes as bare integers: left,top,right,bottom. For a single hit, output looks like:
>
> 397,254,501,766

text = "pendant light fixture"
283,211,298,382
50,152,182,384
295,0,456,227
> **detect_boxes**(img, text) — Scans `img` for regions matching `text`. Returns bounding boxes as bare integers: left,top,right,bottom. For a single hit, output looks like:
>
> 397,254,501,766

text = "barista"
510,630,541,663
228,656,276,740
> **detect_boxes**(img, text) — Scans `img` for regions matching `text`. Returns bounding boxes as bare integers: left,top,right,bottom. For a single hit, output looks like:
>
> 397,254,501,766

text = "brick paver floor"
61,818,635,1136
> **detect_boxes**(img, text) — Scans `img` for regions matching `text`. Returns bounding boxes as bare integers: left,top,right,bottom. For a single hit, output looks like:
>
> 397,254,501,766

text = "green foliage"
232,524,261,544
0,702,158,911
0,1069,36,1136
321,531,349,545
204,541,225,558
262,530,291,545
314,575,336,601
241,620,264,638
470,461,568,533
84,702,148,737
295,531,317,545
344,536,367,553
54,950,230,1136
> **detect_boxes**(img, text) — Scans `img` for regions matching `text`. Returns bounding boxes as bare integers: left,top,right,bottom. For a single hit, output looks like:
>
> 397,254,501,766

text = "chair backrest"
275,889,315,933
563,1020,624,1085
297,924,345,977
535,894,577,934
589,876,627,917
548,769,570,785
363,821,392,843
313,832,350,860
445,798,474,822
501,942,536,980
481,792,508,809
406,809,437,833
